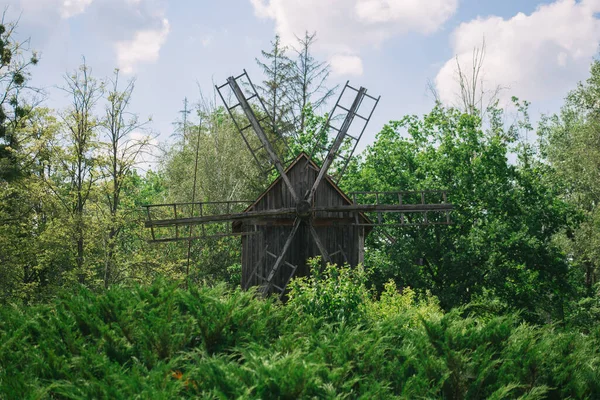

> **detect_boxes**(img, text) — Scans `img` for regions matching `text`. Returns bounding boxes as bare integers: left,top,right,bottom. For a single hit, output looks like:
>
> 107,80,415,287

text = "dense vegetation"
2,271,599,398
1,14,600,397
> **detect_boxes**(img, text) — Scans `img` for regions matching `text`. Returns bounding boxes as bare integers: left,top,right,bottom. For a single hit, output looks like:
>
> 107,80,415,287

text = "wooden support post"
358,226,365,265
173,204,178,239
146,207,155,241
338,244,349,265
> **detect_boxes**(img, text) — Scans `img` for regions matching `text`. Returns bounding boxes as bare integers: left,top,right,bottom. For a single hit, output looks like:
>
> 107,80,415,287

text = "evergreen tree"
255,35,293,135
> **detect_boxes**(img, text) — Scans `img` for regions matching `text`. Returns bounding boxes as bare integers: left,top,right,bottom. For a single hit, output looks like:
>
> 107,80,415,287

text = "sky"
4,0,600,165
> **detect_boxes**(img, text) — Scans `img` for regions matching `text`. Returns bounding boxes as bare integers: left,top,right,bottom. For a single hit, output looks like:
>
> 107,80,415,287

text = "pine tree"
255,35,293,135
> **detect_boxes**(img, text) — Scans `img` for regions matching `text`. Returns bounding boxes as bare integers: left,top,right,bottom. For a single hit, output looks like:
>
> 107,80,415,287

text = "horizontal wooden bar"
146,208,296,228
147,231,260,243
143,200,253,208
147,205,452,229
312,204,453,213
350,190,448,195
354,222,452,227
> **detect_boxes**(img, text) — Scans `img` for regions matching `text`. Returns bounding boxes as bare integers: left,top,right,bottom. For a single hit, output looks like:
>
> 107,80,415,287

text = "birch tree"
100,69,153,287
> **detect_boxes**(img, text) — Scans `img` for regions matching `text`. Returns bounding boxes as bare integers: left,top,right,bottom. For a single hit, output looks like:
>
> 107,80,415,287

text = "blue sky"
5,0,600,160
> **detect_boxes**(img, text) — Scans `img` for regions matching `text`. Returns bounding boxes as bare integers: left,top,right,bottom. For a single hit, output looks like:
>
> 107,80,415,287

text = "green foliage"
539,59,600,297
367,280,443,326
288,104,329,159
0,18,39,182
255,34,294,135
563,283,600,333
0,280,283,398
343,102,575,322
1,279,599,398
287,259,369,326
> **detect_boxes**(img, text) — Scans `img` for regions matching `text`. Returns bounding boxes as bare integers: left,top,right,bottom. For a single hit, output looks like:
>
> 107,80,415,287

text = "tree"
0,107,63,302
343,102,574,322
0,13,39,182
46,61,103,285
287,31,336,133
100,69,153,288
430,39,504,119
256,35,294,135
539,59,600,294
160,91,265,284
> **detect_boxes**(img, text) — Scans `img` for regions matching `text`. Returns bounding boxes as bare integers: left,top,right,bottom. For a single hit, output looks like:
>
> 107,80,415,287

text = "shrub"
1,278,599,398
367,280,442,326
286,259,369,326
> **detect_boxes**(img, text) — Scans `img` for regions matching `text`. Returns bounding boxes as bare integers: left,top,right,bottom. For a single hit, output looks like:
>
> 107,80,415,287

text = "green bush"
367,280,442,326
1,278,599,398
286,259,369,326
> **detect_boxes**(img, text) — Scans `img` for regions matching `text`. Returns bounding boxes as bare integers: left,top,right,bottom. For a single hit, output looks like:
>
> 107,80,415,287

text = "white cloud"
115,18,170,74
435,0,600,107
250,0,458,76
61,0,94,18
330,54,364,76
14,0,171,75
14,0,92,20
354,0,457,32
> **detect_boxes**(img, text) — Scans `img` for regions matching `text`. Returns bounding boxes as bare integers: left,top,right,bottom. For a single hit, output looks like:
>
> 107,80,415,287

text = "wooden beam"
312,204,453,213
143,200,252,208
146,205,452,228
358,226,365,264
354,221,452,227
306,87,366,204
265,218,301,283
226,77,299,203
239,218,359,227
147,231,259,244
308,223,331,264
145,208,296,228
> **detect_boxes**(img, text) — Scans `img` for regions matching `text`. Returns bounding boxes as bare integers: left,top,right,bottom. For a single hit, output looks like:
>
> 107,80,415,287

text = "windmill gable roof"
245,152,353,211
233,152,372,229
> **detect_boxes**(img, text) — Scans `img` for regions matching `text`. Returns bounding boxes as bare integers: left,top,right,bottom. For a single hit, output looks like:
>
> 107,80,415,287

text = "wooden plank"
358,226,365,264
147,231,258,244
311,204,453,213
144,200,252,208
227,77,299,203
146,208,296,228
306,87,367,204
265,218,301,283
308,223,331,264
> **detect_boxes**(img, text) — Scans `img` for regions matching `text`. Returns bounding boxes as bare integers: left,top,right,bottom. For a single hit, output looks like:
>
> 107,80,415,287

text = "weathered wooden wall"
238,154,367,292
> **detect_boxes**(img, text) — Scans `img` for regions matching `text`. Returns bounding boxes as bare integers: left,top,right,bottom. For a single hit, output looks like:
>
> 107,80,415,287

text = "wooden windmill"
144,70,453,298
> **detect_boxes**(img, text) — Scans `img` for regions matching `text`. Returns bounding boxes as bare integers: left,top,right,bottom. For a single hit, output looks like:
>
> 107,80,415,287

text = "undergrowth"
1,267,599,399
